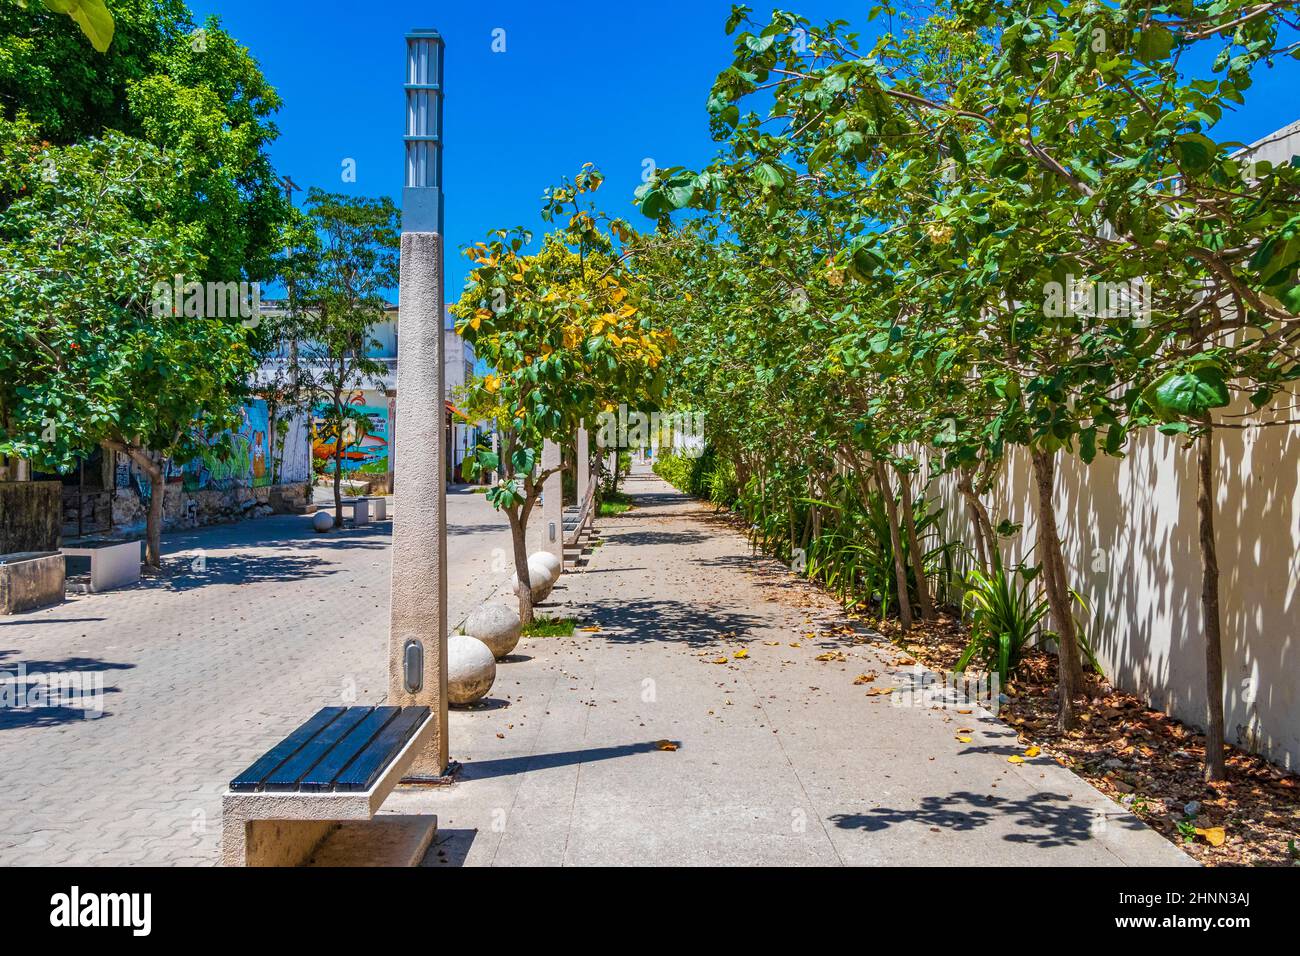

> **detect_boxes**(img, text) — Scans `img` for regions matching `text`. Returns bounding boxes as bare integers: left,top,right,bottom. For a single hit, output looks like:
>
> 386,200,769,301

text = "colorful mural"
181,401,273,491
312,393,390,474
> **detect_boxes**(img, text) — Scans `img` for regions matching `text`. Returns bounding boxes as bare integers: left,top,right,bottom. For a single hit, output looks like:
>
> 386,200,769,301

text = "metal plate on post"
404,639,424,693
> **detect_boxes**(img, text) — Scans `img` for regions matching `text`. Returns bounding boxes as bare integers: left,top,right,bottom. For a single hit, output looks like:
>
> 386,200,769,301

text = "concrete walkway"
395,467,1193,866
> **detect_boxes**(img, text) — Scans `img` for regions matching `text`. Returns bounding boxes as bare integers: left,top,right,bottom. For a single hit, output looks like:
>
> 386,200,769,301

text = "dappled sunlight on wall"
933,419,1299,770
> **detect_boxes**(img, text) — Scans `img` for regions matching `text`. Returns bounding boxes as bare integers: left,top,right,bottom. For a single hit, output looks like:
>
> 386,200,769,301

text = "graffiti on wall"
109,400,310,500
312,393,390,474
181,401,272,492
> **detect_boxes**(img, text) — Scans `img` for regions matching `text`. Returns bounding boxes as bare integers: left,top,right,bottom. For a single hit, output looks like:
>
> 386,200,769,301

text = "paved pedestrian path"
0,490,522,866
399,467,1193,866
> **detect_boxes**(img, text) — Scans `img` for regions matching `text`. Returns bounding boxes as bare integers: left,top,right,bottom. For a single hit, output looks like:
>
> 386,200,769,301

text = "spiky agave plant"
955,563,1049,683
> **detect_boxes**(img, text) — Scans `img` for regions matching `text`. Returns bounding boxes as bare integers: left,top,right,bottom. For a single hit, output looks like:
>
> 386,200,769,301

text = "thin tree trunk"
896,464,934,620
333,440,344,528
146,464,165,568
1031,448,1081,731
958,472,995,573
871,460,913,630
1197,414,1227,781
507,504,534,625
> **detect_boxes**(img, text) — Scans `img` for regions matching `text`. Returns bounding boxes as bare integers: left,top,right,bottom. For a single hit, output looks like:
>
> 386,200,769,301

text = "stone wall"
110,480,313,536
0,481,62,553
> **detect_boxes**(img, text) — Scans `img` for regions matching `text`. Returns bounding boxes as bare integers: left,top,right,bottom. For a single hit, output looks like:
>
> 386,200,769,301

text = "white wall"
930,418,1300,769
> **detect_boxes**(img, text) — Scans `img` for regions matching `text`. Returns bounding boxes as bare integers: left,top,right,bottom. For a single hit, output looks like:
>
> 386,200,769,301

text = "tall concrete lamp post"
389,27,448,776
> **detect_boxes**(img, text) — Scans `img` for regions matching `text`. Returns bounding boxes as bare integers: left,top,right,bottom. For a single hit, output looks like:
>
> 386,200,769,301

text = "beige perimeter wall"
930,421,1300,770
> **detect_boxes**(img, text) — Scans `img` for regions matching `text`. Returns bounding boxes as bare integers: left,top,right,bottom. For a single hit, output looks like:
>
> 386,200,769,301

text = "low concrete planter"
0,551,65,614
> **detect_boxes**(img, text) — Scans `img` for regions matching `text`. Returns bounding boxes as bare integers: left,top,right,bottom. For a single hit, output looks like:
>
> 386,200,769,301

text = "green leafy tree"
0,122,253,564
1,1,287,283
634,0,1300,761
452,167,673,623
293,190,399,528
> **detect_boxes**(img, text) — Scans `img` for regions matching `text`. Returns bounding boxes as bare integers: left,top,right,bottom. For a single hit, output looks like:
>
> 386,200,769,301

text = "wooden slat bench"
221,705,437,866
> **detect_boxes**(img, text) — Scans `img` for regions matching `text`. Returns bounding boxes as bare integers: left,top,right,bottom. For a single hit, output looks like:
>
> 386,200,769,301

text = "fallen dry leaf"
1025,745,1041,758
853,672,878,685
733,649,748,660
956,736,972,744
1195,826,1226,847
710,657,729,664
579,625,601,633
1007,755,1025,764
654,740,679,752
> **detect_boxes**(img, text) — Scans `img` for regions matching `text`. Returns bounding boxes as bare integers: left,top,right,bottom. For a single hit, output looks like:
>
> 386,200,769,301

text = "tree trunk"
266,401,281,486
333,425,344,528
871,460,913,630
958,471,995,573
507,505,534,625
121,446,166,568
1030,448,1081,731
1197,415,1227,781
896,464,934,620
146,465,165,568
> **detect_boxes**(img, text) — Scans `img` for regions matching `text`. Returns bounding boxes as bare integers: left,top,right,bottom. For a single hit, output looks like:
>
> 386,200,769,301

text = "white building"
255,300,486,485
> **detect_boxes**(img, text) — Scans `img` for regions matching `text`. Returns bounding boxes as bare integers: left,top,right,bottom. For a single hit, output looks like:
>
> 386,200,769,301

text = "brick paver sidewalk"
0,492,518,865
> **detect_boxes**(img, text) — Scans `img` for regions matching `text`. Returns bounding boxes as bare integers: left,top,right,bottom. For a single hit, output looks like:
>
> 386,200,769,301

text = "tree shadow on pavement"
149,552,343,592
573,597,769,647
605,528,709,547
0,651,130,730
829,790,1143,848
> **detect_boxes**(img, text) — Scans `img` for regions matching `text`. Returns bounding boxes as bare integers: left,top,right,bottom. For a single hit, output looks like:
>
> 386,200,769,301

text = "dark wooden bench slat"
263,707,374,791
333,706,430,792
229,707,345,792
299,706,401,792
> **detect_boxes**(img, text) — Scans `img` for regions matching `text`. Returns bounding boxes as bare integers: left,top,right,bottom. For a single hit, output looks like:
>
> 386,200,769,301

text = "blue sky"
191,1,1300,303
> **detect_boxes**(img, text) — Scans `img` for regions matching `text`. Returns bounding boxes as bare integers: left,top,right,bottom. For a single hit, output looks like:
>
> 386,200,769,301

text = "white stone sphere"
462,602,521,660
529,551,562,585
447,634,497,705
528,556,558,592
312,510,334,532
514,569,552,603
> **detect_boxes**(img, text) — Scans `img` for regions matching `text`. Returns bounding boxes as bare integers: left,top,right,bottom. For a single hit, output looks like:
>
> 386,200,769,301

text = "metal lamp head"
403,28,444,233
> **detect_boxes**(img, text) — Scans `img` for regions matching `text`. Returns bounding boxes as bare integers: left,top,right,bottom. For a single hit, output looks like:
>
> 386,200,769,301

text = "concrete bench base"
61,540,141,593
306,815,436,867
340,497,371,525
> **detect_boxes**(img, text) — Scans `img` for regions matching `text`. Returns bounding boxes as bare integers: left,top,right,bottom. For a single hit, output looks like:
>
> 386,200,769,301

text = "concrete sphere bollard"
462,602,522,660
312,510,334,532
447,634,497,705
514,568,552,603
529,551,562,585
528,556,558,592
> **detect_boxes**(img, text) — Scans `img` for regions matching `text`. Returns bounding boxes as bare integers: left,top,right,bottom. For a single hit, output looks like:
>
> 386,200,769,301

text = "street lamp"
390,27,449,777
